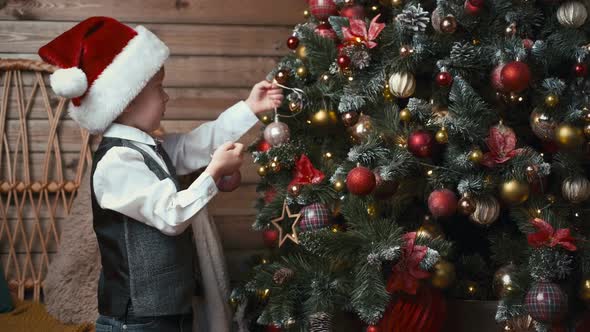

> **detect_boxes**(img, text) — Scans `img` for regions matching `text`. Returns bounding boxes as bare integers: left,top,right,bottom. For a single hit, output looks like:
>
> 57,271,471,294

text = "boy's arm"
161,101,259,176
93,147,219,236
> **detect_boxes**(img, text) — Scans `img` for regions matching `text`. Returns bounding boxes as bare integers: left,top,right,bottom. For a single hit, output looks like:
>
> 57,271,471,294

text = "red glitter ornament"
428,189,458,218
408,130,434,158
315,22,338,40
500,61,531,92
346,166,376,196
464,0,483,15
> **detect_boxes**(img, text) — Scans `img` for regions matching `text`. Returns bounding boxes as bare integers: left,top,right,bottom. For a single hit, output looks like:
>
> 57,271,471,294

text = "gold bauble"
391,0,403,6
303,10,310,19
579,278,590,302
417,219,444,239
334,179,345,192
257,288,270,300
431,259,456,289
435,128,449,144
468,148,483,164
259,113,273,125
383,84,394,101
269,160,281,172
310,109,338,127
584,123,590,138
493,264,516,298
367,202,377,217
555,123,585,148
257,165,268,177
472,38,481,45
399,108,411,122
500,179,530,205
545,94,559,107
296,66,308,78
348,115,373,143
458,194,476,215
583,110,590,123
296,45,307,59
274,69,290,85
288,101,301,113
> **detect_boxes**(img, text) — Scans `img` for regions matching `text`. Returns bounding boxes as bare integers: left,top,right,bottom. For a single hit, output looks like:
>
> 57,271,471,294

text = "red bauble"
428,189,458,217
315,23,337,40
464,0,483,15
408,130,434,158
287,36,299,50
491,64,507,92
500,61,531,92
435,71,453,87
216,171,241,192
574,63,588,77
340,4,365,19
367,326,380,332
309,0,338,21
346,166,376,196
337,54,351,69
523,38,534,49
262,229,279,248
378,287,447,332
257,139,272,152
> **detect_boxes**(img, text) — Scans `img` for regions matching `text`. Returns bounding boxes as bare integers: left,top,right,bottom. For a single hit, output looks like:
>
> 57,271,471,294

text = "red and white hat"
38,17,169,133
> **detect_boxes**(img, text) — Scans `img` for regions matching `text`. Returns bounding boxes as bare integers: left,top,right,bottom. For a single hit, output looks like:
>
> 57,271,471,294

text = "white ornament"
562,176,590,203
557,2,588,28
263,118,290,146
388,72,416,98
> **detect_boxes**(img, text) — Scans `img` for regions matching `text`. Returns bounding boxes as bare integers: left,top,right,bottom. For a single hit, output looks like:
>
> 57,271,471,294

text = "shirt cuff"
176,173,219,208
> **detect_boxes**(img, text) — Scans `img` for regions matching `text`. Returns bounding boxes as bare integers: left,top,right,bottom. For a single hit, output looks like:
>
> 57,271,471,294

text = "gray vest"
91,137,200,317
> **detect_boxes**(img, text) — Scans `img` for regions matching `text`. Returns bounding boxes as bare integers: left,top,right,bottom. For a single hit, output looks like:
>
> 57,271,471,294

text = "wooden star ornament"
270,199,301,247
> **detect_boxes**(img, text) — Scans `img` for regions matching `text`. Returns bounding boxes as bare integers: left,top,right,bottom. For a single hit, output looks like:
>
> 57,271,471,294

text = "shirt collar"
102,123,158,146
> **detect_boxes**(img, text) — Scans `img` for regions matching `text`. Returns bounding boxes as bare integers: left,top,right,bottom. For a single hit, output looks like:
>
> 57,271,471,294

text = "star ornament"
270,200,302,247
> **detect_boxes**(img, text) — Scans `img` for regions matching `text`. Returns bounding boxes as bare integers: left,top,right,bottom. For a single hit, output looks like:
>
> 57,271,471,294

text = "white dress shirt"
93,101,259,236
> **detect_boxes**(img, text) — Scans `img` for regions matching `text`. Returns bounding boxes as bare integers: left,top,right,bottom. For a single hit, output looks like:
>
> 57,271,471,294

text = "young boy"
38,17,283,331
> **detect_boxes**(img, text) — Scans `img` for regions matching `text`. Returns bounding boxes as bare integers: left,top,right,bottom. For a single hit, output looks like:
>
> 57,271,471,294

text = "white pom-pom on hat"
49,67,88,98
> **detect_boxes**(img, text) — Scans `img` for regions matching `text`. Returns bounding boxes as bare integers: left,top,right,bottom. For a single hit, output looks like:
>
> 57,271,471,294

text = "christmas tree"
232,0,590,331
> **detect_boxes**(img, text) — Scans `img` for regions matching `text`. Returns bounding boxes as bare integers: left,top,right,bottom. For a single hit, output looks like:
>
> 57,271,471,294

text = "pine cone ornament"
397,5,430,32
273,267,294,285
450,42,479,65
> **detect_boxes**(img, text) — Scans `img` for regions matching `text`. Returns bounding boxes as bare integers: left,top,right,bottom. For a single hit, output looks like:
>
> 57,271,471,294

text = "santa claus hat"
38,17,169,133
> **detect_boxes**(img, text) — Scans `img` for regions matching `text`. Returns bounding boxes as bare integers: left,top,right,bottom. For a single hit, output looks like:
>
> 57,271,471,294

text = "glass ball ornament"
441,16,458,34
458,194,476,215
274,69,290,85
399,108,411,122
435,127,449,144
468,148,483,164
296,66,308,78
263,119,291,146
530,110,557,141
341,111,360,127
545,94,559,107
555,123,585,149
500,179,530,205
431,259,456,289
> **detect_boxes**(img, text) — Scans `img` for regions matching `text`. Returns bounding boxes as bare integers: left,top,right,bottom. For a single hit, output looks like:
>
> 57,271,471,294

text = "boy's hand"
245,80,284,115
205,142,245,183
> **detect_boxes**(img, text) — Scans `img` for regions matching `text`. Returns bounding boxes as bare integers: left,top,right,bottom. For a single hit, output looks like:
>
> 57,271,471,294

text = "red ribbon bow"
482,124,523,168
387,232,431,295
289,154,325,186
342,14,385,49
527,218,577,251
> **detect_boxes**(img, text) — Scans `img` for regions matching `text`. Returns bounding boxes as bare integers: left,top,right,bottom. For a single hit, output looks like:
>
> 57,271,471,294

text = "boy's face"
123,67,169,132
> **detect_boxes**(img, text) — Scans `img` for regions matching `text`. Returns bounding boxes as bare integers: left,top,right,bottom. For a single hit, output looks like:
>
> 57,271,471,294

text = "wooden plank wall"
0,0,306,282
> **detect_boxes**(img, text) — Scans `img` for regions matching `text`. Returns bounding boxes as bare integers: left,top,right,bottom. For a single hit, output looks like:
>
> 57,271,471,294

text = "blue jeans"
95,304,193,332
